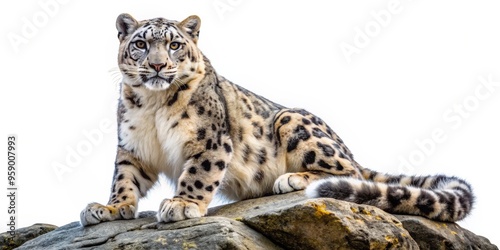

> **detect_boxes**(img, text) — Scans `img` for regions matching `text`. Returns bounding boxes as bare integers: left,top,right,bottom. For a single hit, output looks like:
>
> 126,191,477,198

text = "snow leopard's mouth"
144,75,175,90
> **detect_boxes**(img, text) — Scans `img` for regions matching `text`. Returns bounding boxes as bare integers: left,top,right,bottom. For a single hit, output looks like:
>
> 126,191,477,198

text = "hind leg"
272,109,362,194
273,171,334,194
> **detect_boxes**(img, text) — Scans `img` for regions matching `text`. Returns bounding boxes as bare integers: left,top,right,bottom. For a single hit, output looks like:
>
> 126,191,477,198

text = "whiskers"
119,64,144,87
118,63,184,90
171,77,183,89
108,67,122,87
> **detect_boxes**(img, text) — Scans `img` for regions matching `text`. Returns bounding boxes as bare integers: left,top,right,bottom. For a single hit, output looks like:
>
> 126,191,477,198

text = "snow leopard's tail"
305,168,474,222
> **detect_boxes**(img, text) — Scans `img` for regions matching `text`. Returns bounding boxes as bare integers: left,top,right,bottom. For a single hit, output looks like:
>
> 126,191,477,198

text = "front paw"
80,202,136,226
157,197,207,223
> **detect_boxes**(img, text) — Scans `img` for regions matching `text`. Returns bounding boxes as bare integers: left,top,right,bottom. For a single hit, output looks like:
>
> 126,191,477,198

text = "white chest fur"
119,91,186,182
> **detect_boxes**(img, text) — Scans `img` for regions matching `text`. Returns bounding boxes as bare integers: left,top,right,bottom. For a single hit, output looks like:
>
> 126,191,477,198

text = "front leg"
80,149,158,226
158,138,233,223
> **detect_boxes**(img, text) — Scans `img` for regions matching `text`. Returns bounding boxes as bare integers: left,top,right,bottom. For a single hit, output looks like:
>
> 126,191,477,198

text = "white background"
1,0,499,246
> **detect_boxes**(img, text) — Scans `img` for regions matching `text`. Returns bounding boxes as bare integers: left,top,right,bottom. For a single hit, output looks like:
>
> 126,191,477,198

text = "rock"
13,192,499,250
211,192,418,249
395,215,498,250
16,212,279,250
0,223,57,250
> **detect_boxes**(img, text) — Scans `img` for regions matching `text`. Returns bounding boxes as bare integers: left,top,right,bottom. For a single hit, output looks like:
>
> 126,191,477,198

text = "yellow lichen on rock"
310,202,331,217
350,206,359,213
359,207,373,216
154,236,167,245
384,235,400,245
182,241,197,250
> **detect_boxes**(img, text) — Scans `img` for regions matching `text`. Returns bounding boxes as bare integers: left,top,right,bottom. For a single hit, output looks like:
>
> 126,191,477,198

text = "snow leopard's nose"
149,63,166,72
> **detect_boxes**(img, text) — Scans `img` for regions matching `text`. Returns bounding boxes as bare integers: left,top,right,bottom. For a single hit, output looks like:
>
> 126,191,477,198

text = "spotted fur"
80,14,474,226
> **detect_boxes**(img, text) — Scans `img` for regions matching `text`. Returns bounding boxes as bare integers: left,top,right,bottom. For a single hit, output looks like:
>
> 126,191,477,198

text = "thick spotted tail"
305,169,474,222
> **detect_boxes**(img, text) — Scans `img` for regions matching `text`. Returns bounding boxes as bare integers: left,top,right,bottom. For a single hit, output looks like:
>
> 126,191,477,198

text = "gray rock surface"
16,212,278,250
211,192,418,249
0,223,57,250
395,215,498,250
8,192,499,250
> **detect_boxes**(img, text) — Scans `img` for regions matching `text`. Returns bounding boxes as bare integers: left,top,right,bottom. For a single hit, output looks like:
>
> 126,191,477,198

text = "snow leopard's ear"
116,13,139,41
179,15,201,44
